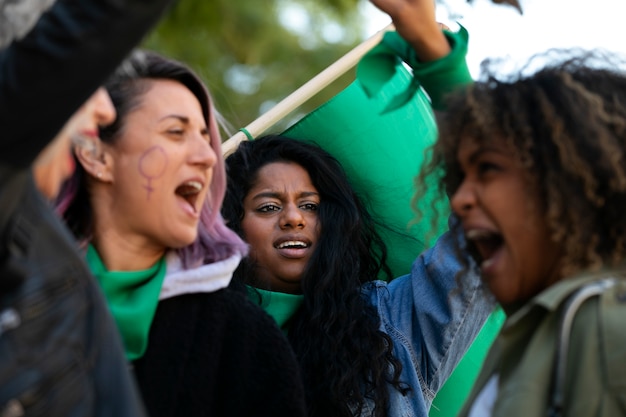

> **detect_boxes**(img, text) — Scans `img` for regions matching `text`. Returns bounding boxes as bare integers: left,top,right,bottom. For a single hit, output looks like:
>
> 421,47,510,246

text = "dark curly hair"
416,49,626,280
222,135,407,417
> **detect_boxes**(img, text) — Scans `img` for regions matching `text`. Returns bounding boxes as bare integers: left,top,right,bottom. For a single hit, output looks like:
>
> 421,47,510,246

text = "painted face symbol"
138,146,168,199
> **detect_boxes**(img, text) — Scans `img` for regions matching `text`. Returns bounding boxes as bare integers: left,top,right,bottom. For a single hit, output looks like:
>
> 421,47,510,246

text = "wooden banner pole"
222,23,394,156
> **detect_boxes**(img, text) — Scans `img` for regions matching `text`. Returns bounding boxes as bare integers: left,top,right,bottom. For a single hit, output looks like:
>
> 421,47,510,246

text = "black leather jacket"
0,171,147,417
0,0,173,415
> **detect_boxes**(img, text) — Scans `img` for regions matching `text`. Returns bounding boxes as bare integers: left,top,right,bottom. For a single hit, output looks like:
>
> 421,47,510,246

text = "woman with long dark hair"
221,0,498,415
222,135,494,417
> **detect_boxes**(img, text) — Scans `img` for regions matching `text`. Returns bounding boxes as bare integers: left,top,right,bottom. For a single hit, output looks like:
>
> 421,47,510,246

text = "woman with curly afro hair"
421,50,626,417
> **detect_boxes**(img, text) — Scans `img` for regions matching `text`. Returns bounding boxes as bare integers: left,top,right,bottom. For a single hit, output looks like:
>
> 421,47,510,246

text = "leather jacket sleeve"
0,174,148,417
0,0,175,415
0,0,174,169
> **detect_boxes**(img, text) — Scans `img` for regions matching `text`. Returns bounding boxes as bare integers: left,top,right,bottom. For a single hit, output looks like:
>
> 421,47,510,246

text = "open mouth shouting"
465,228,504,274
274,236,312,259
175,179,204,216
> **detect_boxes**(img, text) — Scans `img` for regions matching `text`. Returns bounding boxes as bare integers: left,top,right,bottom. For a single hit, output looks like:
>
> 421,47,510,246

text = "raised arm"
0,0,173,168
370,0,450,61
370,0,472,109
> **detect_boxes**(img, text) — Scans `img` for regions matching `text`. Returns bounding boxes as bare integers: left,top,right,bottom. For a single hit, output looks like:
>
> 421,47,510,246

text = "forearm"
370,0,449,61
409,27,473,110
368,0,472,110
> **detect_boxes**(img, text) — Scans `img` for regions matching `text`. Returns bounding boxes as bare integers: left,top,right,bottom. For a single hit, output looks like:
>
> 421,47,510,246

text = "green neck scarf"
86,244,167,361
247,286,303,332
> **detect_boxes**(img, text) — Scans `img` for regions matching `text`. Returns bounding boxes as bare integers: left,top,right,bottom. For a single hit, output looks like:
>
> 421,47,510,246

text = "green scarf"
247,286,303,332
86,244,167,361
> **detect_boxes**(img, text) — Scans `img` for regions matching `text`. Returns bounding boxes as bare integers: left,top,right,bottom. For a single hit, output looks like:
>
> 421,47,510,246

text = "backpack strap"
546,277,617,417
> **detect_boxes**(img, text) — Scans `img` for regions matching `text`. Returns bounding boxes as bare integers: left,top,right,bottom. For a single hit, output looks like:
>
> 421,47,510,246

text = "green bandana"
247,286,303,331
86,244,167,361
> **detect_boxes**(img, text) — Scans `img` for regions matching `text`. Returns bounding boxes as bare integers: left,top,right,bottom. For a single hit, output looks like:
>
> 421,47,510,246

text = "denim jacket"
363,230,495,417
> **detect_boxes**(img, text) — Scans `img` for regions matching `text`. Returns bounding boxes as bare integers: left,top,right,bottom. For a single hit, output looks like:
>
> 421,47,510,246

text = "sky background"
363,0,625,77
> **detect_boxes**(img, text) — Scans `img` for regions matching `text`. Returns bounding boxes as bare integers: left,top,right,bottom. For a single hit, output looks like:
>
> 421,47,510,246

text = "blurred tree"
143,0,522,139
143,0,367,137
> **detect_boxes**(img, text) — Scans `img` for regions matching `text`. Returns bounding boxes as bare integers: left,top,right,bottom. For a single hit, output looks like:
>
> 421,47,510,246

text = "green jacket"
459,268,626,417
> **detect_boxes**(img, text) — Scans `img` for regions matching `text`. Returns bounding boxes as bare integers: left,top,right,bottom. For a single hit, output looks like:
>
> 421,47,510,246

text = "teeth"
481,258,495,269
277,241,307,249
466,229,492,241
177,181,202,196
185,181,202,191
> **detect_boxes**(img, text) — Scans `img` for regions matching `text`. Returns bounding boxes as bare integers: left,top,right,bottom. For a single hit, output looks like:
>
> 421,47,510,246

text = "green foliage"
143,0,365,139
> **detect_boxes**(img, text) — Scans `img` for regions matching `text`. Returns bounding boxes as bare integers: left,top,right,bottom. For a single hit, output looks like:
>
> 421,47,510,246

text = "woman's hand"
369,0,451,62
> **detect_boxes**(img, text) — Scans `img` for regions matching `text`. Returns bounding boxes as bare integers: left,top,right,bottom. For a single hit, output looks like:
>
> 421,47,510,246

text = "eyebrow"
467,145,508,164
250,191,319,200
158,114,190,123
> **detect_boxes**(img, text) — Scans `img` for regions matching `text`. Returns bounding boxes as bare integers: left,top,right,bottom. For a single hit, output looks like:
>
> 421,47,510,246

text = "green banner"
284,60,447,280
280,32,503,417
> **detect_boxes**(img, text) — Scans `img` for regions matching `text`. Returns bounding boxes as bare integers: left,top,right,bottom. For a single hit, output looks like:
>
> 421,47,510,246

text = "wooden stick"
222,23,395,156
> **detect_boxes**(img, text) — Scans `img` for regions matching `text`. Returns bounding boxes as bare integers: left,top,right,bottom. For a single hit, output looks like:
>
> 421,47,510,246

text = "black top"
134,288,307,417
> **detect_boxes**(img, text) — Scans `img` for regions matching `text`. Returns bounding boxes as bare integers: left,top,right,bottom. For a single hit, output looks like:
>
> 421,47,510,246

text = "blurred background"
143,0,624,138
143,0,376,135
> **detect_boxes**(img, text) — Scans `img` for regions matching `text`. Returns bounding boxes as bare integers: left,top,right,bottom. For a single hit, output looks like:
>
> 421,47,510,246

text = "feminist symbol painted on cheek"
138,146,168,200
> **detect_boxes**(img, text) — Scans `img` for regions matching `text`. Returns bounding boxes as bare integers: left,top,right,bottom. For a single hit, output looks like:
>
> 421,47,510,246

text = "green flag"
284,39,447,280
281,29,504,417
